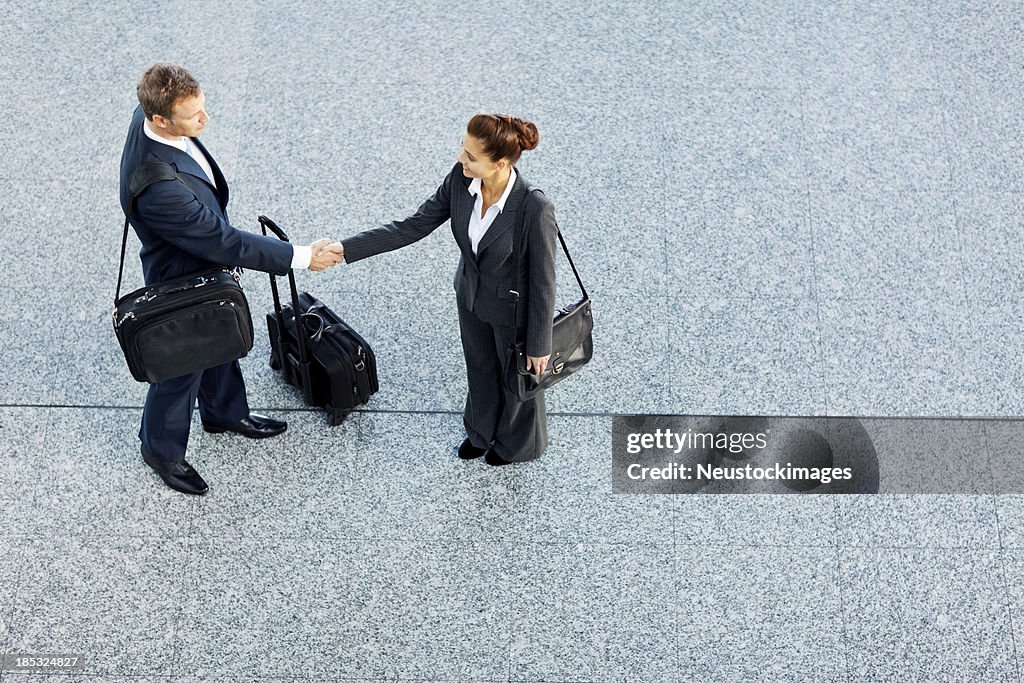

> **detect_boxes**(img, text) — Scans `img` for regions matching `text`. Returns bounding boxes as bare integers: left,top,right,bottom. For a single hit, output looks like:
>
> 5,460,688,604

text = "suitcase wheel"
327,409,351,426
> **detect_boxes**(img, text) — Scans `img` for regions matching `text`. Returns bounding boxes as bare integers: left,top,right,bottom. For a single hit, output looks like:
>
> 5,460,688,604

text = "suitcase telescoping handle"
258,215,310,368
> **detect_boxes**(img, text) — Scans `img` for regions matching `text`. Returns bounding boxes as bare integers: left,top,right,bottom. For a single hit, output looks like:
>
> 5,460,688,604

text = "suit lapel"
452,172,475,260
475,171,527,257
143,131,227,207
190,136,229,206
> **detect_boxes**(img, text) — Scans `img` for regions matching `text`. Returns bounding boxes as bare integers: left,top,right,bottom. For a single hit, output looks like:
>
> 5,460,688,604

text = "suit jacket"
343,162,558,358
118,105,292,286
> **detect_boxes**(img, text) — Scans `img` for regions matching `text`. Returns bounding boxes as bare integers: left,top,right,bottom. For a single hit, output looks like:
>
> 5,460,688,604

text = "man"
119,63,343,495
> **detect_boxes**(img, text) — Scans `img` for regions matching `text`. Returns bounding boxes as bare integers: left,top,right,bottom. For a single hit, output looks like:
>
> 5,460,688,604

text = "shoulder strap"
115,162,183,304
510,187,588,322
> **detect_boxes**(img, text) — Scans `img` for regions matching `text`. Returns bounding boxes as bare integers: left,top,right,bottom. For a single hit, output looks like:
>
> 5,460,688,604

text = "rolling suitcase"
259,215,379,425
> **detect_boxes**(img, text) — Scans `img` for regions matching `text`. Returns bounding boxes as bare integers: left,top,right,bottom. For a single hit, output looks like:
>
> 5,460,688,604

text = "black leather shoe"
484,448,513,467
458,438,488,460
202,413,287,439
141,448,208,495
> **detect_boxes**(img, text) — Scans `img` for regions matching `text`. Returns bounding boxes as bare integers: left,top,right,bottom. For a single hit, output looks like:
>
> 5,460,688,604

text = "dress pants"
139,359,250,464
457,303,547,462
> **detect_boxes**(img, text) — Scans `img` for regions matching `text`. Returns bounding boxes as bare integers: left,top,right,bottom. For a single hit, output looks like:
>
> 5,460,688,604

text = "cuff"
291,245,312,270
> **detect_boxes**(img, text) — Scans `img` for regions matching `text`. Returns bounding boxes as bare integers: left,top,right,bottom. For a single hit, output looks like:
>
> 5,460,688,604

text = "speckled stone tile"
506,416,675,545
678,666,847,683
6,536,189,677
234,78,469,190
795,1,940,90
176,678,384,683
942,82,1024,192
857,418,994,495
543,174,668,302
52,312,142,407
27,408,196,538
955,191,1024,307
0,533,23,658
661,88,808,189
0,1,255,84
345,412,515,541
966,303,1024,418
666,187,815,301
929,1,1024,93
192,410,516,542
0,76,135,185
0,286,72,406
188,410,356,539
836,494,999,549
545,294,672,415
341,291,464,413
988,421,1024,547
802,86,953,192
0,408,49,537
177,536,512,680
4,178,125,289
996,549,1024,679
675,546,844,678
648,1,802,89
248,0,670,91
0,678,172,682
666,295,827,416
819,297,984,417
508,541,677,682
675,495,838,547
808,189,963,301
840,548,1016,680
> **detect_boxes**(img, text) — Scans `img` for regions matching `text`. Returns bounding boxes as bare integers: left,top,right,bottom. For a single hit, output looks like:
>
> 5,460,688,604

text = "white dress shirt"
142,120,311,269
467,167,517,255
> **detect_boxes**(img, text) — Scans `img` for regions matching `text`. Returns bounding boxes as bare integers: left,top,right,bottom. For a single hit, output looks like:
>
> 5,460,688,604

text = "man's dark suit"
343,162,558,462
119,105,293,464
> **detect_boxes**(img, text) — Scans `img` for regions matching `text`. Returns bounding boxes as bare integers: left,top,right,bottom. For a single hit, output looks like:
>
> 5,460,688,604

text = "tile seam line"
126,538,1006,550
6,403,1024,423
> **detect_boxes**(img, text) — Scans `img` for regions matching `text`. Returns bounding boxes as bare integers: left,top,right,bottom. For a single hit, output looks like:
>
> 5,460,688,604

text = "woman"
339,114,558,466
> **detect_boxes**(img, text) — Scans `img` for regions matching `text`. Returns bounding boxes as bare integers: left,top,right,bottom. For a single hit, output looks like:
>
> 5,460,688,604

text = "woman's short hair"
137,63,201,121
467,113,539,165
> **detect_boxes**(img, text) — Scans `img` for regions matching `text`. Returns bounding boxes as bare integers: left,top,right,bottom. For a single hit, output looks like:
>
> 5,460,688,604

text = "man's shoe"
141,448,208,495
484,448,513,467
458,438,488,460
202,413,287,439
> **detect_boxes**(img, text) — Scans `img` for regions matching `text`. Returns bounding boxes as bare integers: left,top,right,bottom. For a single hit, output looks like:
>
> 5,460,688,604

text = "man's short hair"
137,63,201,121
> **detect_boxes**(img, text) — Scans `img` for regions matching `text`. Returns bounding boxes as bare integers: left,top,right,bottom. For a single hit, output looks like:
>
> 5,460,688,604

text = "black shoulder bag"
112,162,254,384
505,188,594,401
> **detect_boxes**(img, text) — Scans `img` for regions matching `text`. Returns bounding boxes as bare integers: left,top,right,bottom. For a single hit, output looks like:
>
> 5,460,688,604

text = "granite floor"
3,0,1024,681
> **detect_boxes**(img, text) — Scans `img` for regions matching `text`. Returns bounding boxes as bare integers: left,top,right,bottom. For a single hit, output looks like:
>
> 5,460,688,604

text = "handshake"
308,238,346,272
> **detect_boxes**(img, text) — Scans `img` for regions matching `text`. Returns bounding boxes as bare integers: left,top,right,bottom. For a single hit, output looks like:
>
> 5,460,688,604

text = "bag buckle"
552,362,565,375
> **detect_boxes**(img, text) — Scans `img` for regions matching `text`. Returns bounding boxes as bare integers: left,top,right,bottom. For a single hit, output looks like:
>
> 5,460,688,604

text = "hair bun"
513,118,539,151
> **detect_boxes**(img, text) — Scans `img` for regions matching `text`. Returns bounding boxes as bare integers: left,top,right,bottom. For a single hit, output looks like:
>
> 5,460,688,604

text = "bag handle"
509,186,588,330
116,162,181,305
259,215,310,367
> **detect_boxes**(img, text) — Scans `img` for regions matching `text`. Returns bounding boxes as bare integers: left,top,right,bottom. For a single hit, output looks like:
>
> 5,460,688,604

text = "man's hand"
526,354,551,376
309,239,345,272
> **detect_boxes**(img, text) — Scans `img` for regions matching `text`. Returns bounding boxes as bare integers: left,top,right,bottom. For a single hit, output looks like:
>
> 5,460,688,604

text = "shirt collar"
143,119,189,153
467,167,518,213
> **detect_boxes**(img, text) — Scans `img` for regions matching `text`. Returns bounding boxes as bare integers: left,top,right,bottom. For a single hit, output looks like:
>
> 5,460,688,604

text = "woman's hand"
526,354,551,376
309,239,345,272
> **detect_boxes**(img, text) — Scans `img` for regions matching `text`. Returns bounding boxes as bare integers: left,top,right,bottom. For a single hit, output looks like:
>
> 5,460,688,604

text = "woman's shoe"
458,438,487,460
484,448,513,467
